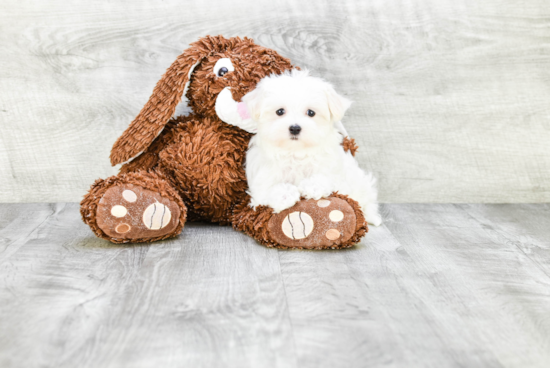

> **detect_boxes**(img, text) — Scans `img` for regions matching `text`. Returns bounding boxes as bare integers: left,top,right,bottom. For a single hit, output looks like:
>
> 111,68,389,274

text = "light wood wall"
1,0,549,203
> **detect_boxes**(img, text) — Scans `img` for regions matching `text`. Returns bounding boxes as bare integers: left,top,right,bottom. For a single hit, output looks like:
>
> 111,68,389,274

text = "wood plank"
1,203,550,367
0,203,296,368
279,203,550,367
458,204,550,278
1,0,549,203
382,204,550,367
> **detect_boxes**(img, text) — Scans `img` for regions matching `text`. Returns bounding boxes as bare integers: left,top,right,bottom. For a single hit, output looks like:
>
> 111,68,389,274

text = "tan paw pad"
281,211,314,239
143,202,172,230
317,199,331,208
111,205,127,218
325,229,341,240
122,189,137,203
115,223,131,234
329,210,344,222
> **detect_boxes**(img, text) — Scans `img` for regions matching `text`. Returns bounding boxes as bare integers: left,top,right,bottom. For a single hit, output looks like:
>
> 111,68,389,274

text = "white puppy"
241,69,381,226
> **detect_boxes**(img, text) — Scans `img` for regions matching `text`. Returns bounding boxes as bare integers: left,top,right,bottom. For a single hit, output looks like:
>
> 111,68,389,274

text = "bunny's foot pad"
267,197,361,249
96,184,181,241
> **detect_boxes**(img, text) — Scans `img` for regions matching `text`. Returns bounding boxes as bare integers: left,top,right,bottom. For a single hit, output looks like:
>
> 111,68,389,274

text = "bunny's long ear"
109,46,208,166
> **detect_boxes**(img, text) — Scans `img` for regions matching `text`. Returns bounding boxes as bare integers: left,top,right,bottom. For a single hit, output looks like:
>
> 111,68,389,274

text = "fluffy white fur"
242,69,382,226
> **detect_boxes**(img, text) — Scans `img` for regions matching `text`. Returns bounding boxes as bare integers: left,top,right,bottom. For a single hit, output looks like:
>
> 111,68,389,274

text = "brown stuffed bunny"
80,35,367,249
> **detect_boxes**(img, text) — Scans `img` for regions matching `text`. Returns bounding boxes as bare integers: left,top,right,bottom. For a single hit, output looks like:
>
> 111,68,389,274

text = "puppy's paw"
364,203,382,226
366,213,382,226
298,175,333,200
268,183,301,213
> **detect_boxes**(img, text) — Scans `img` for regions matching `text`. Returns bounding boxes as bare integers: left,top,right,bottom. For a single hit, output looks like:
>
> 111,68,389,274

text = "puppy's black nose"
289,125,301,135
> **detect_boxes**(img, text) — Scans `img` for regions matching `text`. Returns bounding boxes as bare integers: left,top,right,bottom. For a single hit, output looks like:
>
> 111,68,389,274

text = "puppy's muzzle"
289,125,301,138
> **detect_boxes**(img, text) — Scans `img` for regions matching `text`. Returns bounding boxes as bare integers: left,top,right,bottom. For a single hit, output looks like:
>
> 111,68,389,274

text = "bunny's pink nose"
237,102,250,120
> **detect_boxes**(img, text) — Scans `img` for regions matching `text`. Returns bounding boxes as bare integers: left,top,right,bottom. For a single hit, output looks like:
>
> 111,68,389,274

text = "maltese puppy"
241,69,381,226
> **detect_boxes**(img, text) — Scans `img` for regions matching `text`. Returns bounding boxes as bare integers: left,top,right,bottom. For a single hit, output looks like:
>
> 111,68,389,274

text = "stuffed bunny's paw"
96,184,181,241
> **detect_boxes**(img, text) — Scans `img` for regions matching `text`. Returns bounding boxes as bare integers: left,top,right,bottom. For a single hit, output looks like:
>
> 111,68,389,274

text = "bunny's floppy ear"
110,39,212,166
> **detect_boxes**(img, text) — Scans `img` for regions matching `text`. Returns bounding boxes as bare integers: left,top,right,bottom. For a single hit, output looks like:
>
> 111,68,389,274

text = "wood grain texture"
0,203,295,368
0,0,549,203
1,203,550,367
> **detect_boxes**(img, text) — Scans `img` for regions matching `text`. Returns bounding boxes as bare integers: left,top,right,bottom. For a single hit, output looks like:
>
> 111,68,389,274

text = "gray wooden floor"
1,203,549,368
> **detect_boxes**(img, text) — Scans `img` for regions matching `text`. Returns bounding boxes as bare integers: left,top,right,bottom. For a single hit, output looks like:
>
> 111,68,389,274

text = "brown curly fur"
342,136,359,156
81,35,367,249
158,115,251,223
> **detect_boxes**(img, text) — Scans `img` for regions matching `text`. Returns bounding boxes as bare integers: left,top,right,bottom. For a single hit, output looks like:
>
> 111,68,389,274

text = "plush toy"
81,35,368,249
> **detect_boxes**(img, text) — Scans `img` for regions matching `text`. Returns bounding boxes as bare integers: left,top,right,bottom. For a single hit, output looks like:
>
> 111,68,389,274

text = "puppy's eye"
276,108,285,116
307,109,316,117
213,58,234,78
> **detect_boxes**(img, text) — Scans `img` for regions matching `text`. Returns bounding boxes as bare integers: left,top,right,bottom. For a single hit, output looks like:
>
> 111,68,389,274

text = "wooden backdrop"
1,0,549,203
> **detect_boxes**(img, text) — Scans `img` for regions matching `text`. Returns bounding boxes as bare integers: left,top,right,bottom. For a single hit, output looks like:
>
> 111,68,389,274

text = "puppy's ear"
242,86,264,122
110,39,213,166
324,84,352,123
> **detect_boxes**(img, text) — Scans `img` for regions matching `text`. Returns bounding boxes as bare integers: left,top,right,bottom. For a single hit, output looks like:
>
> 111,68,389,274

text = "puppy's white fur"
242,69,382,226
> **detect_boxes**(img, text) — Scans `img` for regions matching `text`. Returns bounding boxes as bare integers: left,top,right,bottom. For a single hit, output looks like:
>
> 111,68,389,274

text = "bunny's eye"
218,67,228,77
213,58,234,78
307,109,316,117
276,108,285,116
